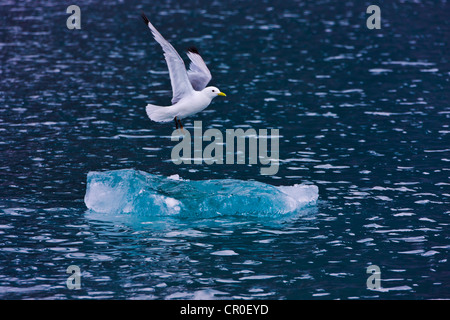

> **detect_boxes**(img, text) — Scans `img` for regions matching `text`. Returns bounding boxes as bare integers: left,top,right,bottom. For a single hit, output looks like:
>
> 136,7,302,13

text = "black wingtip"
187,46,200,54
141,12,150,25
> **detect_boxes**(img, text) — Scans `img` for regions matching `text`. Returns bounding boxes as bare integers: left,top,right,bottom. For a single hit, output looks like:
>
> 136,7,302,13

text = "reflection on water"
0,0,449,299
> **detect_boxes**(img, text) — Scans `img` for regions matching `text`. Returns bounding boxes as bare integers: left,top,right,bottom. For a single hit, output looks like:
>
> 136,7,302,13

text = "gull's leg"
174,117,178,130
178,119,184,130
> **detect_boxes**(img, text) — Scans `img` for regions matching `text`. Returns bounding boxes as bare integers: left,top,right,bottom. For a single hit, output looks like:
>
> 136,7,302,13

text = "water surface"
0,0,449,299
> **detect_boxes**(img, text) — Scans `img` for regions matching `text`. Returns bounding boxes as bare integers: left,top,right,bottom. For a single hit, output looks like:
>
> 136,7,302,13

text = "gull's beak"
217,92,226,97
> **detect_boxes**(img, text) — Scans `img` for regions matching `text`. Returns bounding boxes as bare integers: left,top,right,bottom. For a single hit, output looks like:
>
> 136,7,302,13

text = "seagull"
141,12,226,130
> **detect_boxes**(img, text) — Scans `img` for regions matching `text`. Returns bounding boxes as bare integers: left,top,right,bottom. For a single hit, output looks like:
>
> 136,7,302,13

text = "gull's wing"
186,47,212,91
142,13,194,104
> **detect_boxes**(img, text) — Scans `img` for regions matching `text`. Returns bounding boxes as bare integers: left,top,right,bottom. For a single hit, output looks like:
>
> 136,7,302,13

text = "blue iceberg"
84,169,318,218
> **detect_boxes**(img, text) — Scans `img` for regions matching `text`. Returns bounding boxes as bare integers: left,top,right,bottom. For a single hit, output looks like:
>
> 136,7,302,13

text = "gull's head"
203,86,226,99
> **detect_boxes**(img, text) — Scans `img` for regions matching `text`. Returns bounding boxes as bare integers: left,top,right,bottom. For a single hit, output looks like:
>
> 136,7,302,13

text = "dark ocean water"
1,0,449,299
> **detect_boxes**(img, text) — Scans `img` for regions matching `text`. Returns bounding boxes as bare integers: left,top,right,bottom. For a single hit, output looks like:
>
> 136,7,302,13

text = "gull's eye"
212,90,215,92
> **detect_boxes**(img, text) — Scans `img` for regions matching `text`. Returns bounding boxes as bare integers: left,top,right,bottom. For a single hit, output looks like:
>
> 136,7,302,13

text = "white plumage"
141,13,226,128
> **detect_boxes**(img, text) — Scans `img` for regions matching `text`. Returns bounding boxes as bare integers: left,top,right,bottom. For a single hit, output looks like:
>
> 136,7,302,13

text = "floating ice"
84,169,318,218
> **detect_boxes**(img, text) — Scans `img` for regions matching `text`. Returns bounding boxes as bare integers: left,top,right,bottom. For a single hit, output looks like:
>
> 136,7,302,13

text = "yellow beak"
217,92,226,97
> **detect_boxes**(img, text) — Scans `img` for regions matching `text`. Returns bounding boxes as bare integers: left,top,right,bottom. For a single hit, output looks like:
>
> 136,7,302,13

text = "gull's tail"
145,104,176,123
